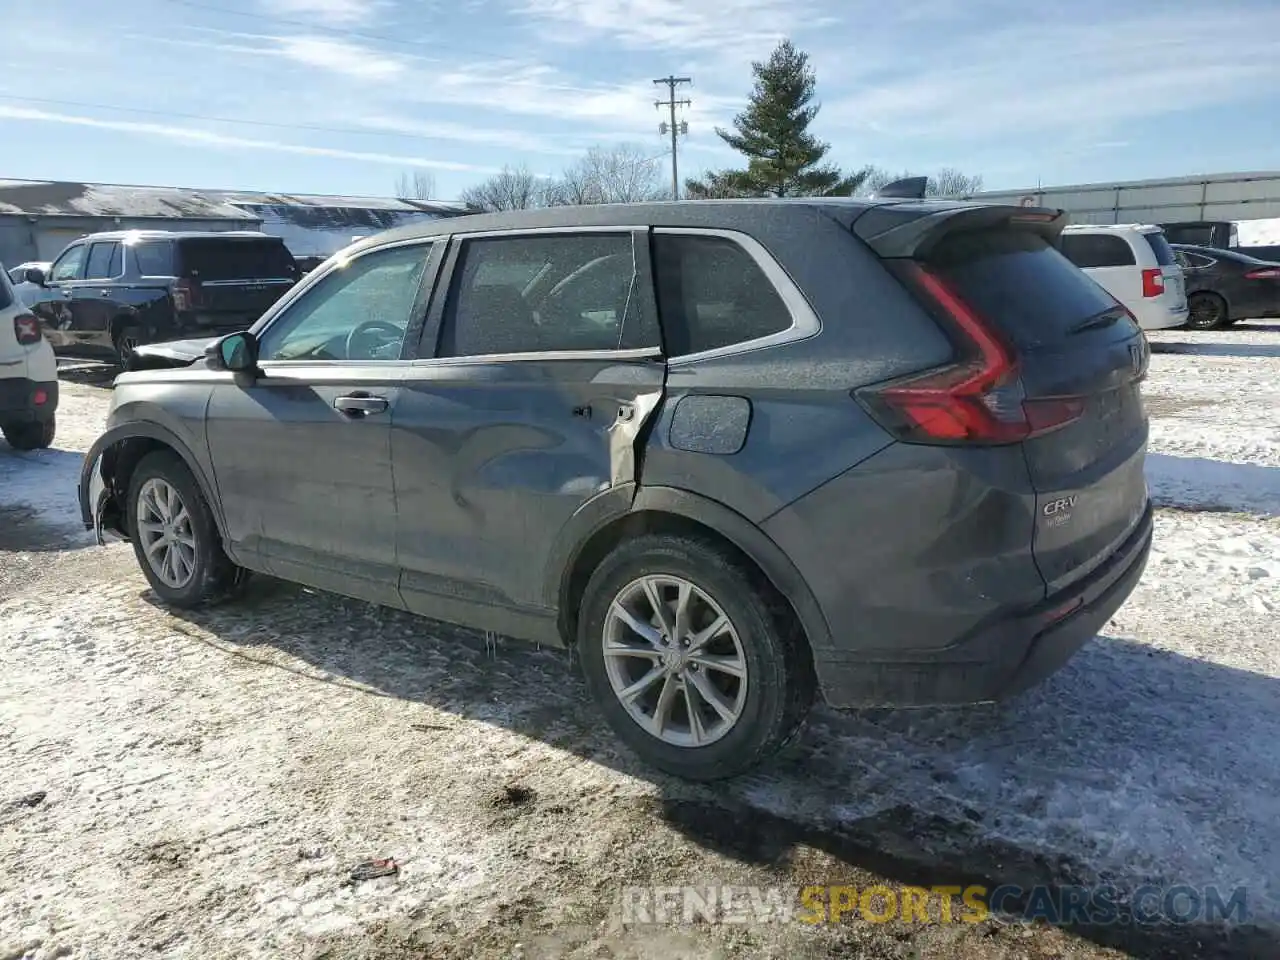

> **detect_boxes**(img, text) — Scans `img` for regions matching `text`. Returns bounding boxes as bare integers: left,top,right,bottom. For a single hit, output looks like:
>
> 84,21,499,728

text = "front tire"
127,451,244,608
2,417,55,450
577,534,814,781
1186,292,1228,330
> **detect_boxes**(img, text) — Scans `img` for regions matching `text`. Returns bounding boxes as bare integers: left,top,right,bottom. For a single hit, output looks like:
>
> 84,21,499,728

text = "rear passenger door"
1060,233,1138,307
392,229,665,624
75,240,124,350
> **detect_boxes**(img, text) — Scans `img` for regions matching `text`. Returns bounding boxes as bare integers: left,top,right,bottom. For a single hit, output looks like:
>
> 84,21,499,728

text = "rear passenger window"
653,233,792,357
1059,234,1136,268
84,242,121,280
439,233,651,357
133,242,174,277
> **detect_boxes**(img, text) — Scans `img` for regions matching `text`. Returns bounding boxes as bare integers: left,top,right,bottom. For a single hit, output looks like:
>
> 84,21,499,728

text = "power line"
653,76,692,200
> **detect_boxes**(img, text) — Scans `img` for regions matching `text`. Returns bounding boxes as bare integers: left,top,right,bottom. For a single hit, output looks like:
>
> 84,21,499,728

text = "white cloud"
260,0,384,25
274,35,406,79
0,105,498,173
515,0,829,55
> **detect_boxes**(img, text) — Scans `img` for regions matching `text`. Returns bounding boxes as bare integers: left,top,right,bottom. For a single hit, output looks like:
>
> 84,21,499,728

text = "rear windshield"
1144,231,1176,267
928,229,1123,348
0,266,13,310
175,238,298,282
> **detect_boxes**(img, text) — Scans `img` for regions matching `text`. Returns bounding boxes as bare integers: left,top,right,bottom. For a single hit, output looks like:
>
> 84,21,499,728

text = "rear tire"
577,533,814,781
1186,292,1228,330
126,450,245,608
114,323,144,368
2,417,55,450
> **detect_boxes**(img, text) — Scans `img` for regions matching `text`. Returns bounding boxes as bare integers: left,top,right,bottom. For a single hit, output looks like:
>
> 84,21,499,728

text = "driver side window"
50,245,87,282
257,243,432,362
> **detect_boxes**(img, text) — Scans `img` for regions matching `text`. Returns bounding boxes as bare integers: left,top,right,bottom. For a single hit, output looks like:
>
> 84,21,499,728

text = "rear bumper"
0,377,58,422
814,501,1153,707
1134,300,1189,331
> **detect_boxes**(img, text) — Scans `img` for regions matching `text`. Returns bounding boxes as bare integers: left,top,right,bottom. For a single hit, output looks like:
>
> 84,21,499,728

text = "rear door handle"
334,394,388,415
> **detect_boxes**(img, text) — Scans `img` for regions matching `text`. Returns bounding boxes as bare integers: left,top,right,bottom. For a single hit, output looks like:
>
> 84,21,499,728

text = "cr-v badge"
1043,495,1078,528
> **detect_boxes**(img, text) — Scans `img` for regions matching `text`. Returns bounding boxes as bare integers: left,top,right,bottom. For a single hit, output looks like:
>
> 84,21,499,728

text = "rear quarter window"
1144,231,1177,267
653,233,793,357
176,238,297,282
930,229,1124,348
133,241,175,277
0,266,13,309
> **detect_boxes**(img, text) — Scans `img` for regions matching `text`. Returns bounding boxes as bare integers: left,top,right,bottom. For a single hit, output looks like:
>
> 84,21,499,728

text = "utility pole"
653,75,691,200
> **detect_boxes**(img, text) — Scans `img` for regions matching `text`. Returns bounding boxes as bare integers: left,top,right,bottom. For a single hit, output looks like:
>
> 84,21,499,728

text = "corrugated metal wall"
978,173,1280,224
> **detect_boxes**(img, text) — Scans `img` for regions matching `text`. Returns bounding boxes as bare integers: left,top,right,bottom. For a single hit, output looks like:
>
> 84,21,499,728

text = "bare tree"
394,170,436,200
545,144,667,206
861,166,984,199
458,165,543,213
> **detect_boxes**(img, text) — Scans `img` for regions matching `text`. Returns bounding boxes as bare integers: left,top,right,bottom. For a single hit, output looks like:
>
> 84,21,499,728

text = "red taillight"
172,278,198,312
1141,268,1165,298
1244,267,1280,280
858,265,1084,445
33,388,48,406
13,313,41,345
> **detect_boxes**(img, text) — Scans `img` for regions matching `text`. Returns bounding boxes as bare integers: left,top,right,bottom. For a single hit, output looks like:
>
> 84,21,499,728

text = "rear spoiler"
851,203,1068,259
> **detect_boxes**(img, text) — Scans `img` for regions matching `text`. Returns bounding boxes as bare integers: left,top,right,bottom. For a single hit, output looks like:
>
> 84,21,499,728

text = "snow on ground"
3,330,1280,959
1143,323,1280,515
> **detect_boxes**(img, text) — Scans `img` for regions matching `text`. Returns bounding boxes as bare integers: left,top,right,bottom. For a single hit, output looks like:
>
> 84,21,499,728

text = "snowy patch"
0,386,107,551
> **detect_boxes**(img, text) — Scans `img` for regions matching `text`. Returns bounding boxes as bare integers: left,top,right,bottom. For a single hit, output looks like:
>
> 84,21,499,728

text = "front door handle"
334,394,388,415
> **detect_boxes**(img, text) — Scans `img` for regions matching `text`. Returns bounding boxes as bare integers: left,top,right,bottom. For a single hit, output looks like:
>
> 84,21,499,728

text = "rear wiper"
1068,310,1121,335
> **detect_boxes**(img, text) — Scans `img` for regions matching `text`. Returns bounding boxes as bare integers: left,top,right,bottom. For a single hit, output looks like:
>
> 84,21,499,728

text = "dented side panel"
391,356,666,613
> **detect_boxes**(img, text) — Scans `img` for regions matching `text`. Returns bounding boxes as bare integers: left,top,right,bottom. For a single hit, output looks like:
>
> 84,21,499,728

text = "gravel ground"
2,331,1279,960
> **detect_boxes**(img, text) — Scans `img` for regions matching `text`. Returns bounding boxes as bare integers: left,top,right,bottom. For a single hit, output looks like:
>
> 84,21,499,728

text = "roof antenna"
873,176,928,200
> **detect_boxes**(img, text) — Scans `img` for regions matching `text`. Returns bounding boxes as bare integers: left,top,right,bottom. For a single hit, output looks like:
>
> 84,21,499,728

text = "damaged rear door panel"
391,228,666,639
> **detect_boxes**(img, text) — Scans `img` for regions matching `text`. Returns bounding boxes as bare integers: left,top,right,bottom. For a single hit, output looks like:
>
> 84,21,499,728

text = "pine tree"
686,40,867,199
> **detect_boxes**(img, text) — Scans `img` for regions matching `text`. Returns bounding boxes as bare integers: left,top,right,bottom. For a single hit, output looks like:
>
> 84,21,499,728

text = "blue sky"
4,0,1280,202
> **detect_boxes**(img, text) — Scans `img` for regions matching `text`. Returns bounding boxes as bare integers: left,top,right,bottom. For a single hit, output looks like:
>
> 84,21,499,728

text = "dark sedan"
1172,243,1280,329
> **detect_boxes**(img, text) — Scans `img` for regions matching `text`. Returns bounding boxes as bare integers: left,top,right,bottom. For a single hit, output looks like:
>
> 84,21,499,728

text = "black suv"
28,231,298,365
79,200,1153,780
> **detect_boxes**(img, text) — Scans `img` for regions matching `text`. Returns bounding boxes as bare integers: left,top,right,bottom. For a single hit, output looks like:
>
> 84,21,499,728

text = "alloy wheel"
136,478,197,589
602,574,748,748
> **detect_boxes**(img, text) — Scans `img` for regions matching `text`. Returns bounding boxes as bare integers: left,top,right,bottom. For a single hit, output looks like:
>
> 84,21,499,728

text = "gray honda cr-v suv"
79,199,1153,780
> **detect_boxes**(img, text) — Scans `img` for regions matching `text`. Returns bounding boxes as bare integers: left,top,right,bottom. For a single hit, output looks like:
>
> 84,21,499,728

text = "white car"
0,262,58,449
1060,224,1188,330
7,261,52,309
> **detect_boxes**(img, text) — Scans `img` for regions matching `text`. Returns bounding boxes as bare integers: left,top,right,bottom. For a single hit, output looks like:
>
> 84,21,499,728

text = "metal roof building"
976,171,1280,224
0,179,467,267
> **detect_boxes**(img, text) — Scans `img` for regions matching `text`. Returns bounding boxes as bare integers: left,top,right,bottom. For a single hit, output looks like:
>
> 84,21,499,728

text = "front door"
31,242,88,351
392,229,665,630
205,239,440,608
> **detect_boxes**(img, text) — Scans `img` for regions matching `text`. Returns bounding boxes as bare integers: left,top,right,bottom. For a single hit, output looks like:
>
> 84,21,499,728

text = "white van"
1060,224,1188,330
0,262,58,449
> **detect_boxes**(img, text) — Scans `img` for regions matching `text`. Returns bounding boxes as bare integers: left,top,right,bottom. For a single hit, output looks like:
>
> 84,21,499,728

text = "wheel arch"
90,422,226,541
551,485,832,661
109,310,141,342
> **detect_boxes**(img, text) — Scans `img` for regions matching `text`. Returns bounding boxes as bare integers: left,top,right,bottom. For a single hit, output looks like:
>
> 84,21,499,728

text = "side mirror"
206,331,259,374
25,267,47,286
